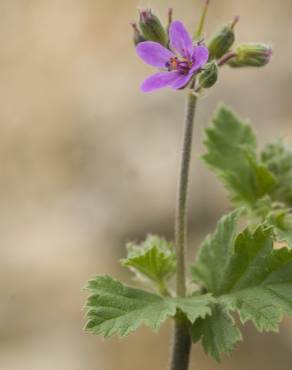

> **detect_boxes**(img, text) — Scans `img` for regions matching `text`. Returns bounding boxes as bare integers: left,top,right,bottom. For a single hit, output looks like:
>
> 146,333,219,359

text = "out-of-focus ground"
0,0,292,369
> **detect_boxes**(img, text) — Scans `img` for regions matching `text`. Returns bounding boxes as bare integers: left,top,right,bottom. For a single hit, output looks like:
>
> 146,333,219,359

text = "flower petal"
169,21,193,58
141,71,181,93
190,45,209,73
136,41,174,68
170,72,193,90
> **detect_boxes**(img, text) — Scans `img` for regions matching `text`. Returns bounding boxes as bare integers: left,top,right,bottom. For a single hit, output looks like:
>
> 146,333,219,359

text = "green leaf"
121,235,176,290
190,303,242,362
192,211,292,334
261,140,292,207
202,105,276,206
84,276,213,337
191,209,243,295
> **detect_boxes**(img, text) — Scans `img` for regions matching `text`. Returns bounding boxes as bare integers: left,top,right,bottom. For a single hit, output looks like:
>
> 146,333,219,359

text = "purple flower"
136,20,209,93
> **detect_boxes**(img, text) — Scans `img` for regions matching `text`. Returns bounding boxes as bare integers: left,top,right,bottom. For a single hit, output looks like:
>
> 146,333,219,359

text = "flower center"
166,57,193,74
168,57,179,70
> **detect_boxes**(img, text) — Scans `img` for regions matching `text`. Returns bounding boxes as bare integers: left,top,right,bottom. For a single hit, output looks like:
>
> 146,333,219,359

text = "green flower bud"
268,209,292,233
228,43,272,67
207,16,239,60
283,213,292,230
131,22,146,46
198,61,218,88
139,9,168,47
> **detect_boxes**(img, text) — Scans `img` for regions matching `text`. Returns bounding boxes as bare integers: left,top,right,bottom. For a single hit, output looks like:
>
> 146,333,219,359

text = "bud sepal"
138,9,168,47
228,43,272,68
207,16,239,60
198,61,218,89
131,22,146,46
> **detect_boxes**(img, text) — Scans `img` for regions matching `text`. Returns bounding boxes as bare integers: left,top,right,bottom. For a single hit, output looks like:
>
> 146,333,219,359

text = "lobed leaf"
190,303,242,362
202,104,276,207
261,140,292,207
191,211,292,359
84,276,214,338
121,235,176,289
191,209,242,295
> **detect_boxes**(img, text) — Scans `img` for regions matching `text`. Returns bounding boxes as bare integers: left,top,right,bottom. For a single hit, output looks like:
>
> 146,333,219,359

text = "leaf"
190,303,242,362
192,211,292,334
261,140,292,207
191,209,243,295
202,105,276,206
121,235,176,289
84,276,213,337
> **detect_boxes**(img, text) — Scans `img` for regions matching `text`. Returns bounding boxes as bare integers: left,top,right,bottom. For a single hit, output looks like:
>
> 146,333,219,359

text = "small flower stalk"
195,0,210,39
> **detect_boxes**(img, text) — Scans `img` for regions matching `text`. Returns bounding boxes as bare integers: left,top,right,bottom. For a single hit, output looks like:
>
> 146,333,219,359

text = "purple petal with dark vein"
169,20,193,58
141,71,182,93
170,72,193,90
136,41,174,68
190,45,209,73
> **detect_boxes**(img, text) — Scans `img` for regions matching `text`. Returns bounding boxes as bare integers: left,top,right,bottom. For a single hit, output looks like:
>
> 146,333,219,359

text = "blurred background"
1,0,292,369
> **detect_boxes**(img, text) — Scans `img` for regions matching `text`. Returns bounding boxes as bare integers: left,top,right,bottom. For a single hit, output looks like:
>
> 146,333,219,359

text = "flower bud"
198,61,218,88
131,22,146,46
269,209,292,234
207,16,239,60
228,43,272,67
139,9,168,47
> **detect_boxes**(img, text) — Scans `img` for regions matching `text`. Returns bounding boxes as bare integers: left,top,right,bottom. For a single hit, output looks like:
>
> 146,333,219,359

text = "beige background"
1,0,292,369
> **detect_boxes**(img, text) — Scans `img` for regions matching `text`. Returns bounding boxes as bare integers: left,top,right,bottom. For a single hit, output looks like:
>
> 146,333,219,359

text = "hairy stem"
175,91,197,298
170,321,192,370
170,92,197,370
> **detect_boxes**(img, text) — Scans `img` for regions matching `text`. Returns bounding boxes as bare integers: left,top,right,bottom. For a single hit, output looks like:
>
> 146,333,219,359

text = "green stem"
170,320,192,370
195,0,210,39
175,92,197,298
170,92,197,370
